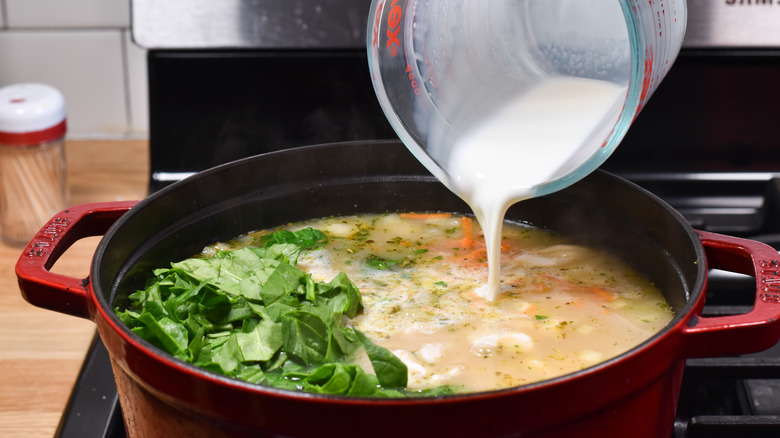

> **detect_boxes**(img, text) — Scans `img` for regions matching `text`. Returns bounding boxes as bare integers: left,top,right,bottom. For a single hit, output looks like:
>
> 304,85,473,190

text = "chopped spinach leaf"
356,330,408,388
260,227,327,250
114,228,450,398
364,254,401,270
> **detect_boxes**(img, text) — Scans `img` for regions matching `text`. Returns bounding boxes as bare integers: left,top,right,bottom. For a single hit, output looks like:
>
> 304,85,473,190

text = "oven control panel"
130,0,780,50
685,0,780,48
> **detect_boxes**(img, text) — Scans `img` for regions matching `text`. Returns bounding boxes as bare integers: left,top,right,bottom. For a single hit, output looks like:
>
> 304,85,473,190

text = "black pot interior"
95,140,703,332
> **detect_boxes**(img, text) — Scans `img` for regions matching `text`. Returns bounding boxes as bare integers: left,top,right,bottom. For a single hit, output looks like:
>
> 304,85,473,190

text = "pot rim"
90,140,708,404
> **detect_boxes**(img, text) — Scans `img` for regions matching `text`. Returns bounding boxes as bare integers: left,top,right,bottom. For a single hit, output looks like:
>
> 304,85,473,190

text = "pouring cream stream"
445,76,627,301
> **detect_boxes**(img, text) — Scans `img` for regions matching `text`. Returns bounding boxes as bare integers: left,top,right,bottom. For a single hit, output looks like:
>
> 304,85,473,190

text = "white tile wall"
125,30,148,136
5,0,129,28
0,30,127,136
0,0,148,139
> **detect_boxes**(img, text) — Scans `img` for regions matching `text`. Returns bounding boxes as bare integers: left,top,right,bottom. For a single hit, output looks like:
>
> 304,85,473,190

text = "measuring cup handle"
15,201,137,319
680,230,780,357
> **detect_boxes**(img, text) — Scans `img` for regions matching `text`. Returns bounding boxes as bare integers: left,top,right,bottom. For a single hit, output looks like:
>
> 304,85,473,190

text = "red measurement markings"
371,0,385,49
405,64,422,95
386,0,402,57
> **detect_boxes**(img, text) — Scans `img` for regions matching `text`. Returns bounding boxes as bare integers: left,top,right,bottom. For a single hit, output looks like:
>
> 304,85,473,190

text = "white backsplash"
0,0,148,139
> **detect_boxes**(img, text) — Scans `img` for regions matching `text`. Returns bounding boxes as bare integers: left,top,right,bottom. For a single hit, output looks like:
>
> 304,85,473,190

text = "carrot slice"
399,212,452,219
457,248,488,266
589,286,617,302
460,216,474,249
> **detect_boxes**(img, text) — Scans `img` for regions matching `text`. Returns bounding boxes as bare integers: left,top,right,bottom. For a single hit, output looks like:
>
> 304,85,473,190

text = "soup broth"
207,212,673,393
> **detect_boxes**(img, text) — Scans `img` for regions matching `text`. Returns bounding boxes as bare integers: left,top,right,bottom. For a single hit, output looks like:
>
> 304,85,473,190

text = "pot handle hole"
682,230,780,357
15,201,138,320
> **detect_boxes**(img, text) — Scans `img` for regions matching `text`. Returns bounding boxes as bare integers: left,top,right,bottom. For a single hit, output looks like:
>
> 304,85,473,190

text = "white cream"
445,77,626,301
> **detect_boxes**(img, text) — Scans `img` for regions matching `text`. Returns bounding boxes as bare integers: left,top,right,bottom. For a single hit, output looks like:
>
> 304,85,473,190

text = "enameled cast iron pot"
16,140,780,438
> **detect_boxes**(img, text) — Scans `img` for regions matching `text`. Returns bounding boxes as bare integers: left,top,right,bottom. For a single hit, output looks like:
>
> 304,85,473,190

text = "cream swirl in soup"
215,212,673,393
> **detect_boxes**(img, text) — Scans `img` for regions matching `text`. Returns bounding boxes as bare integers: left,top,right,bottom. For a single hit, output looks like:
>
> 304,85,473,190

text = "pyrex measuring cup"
367,0,687,199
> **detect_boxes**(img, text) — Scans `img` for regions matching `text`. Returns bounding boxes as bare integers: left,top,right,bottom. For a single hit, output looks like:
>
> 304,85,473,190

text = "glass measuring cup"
367,0,687,199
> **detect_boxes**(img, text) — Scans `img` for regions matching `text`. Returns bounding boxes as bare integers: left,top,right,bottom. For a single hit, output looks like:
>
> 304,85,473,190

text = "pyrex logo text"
386,0,402,57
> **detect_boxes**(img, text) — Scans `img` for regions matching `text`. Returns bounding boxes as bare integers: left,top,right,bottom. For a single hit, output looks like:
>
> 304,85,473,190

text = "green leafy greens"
114,227,453,397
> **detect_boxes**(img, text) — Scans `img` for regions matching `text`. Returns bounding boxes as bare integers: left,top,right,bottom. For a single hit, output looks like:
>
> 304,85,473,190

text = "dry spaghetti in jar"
0,83,67,246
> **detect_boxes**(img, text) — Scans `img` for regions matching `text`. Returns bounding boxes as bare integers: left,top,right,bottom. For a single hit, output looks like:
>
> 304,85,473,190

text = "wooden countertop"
0,140,149,438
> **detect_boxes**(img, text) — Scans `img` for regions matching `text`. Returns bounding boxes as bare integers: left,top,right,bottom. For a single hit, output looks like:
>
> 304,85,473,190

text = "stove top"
53,172,780,438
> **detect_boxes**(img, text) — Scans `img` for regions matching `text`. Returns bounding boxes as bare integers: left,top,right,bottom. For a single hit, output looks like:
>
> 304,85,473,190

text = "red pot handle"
681,230,780,357
15,201,138,320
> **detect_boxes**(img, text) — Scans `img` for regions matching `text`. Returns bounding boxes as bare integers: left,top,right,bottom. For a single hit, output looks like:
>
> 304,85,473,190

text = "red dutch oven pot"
16,141,780,438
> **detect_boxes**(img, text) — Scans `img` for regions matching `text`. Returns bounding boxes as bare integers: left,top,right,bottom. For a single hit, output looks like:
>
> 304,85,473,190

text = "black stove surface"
56,334,124,438
54,173,780,438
